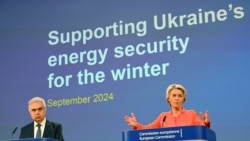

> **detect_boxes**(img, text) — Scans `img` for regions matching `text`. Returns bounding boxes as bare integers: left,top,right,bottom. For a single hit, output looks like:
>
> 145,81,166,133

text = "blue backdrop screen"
0,1,249,141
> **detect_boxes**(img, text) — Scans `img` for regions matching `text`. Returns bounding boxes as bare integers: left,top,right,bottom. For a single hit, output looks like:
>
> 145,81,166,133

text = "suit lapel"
26,122,34,138
43,120,51,138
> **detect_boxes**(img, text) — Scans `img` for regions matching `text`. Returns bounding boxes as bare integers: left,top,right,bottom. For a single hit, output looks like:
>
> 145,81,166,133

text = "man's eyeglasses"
30,107,44,112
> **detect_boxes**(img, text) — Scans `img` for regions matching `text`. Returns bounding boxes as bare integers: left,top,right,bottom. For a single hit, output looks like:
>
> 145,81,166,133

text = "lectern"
122,126,216,141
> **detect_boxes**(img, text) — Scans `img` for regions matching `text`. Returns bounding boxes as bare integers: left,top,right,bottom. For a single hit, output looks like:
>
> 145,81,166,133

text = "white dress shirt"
34,118,46,138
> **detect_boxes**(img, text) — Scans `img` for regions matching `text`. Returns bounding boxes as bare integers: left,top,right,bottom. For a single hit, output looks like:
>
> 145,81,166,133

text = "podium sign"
122,126,216,141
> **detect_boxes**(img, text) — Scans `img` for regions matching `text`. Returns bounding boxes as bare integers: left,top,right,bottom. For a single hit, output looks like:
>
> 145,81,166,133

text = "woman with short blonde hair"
124,83,210,129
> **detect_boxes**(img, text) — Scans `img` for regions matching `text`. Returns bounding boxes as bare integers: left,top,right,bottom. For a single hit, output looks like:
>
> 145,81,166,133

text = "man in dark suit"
19,97,64,141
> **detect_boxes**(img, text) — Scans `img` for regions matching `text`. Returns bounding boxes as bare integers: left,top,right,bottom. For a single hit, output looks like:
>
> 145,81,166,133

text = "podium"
12,139,58,141
122,126,216,141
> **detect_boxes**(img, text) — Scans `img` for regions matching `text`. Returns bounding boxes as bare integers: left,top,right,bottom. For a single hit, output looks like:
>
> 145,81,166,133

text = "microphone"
161,116,166,128
11,127,18,140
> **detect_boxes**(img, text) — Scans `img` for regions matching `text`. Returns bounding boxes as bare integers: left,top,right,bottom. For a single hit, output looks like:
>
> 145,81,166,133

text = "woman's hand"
199,111,210,127
124,113,138,128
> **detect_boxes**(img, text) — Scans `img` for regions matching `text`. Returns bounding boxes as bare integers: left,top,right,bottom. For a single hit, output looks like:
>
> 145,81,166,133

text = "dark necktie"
36,123,41,138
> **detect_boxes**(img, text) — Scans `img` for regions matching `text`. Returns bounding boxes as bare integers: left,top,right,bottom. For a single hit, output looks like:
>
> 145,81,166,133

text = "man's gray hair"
28,97,46,110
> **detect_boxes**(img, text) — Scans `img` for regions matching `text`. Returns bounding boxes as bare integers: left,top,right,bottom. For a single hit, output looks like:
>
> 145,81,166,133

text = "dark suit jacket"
19,119,64,141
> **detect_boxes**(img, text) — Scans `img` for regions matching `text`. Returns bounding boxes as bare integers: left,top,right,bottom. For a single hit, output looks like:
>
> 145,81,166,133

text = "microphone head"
163,116,166,122
12,127,18,134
